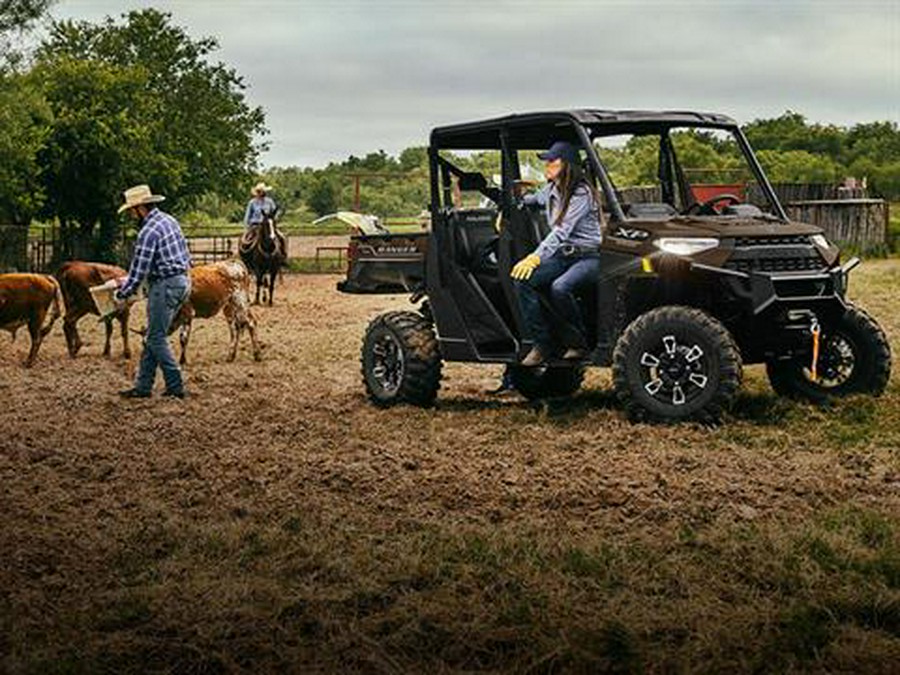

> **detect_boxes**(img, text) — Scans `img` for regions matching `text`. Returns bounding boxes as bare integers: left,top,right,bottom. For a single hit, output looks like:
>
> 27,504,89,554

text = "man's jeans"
134,274,190,394
515,254,600,353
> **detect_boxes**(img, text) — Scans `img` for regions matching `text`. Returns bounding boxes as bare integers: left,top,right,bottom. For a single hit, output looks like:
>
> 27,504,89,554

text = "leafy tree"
32,8,266,258
308,175,339,216
0,72,50,225
31,57,169,259
0,0,53,32
0,71,51,270
743,111,844,158
0,0,55,269
755,149,841,183
1,0,55,67
399,146,428,171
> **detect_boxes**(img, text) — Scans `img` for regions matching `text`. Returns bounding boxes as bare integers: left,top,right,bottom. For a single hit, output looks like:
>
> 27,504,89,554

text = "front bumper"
691,257,859,316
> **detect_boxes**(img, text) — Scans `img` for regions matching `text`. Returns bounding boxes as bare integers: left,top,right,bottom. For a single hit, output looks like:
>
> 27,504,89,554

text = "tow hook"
810,317,821,382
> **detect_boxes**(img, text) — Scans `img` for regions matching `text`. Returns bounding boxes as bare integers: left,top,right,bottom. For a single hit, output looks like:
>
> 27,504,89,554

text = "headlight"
654,237,719,256
811,234,830,248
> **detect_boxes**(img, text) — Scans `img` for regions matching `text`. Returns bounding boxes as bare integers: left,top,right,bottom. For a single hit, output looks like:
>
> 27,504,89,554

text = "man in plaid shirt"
115,184,192,399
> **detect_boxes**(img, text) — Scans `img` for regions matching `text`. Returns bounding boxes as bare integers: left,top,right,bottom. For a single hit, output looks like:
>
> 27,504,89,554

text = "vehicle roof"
431,109,738,149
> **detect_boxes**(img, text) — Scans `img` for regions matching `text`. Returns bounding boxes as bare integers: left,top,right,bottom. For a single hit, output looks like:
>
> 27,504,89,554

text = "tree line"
261,114,899,224
1,1,897,265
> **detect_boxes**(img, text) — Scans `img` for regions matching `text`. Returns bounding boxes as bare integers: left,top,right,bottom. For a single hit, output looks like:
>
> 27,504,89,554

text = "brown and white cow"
169,259,262,365
57,261,131,359
0,273,62,367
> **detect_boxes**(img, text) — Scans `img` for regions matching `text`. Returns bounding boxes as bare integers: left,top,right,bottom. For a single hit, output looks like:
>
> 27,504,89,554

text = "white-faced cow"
169,259,262,365
57,261,131,359
0,273,62,367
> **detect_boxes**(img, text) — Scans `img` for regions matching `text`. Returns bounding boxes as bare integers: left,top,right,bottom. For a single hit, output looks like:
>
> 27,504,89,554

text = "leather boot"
520,347,545,367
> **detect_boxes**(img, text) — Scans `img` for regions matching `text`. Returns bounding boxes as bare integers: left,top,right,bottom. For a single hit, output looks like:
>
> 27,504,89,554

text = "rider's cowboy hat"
118,184,165,214
251,181,273,196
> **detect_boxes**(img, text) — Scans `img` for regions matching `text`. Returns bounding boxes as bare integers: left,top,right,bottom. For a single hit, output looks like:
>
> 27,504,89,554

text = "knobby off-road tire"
766,305,891,402
361,311,442,407
612,306,743,423
508,364,585,401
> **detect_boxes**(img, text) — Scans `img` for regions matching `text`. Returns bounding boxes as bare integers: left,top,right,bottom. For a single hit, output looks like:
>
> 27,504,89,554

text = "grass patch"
285,257,345,273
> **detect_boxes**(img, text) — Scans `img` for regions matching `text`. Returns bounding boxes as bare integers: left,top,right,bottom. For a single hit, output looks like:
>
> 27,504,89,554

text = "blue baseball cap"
538,141,579,163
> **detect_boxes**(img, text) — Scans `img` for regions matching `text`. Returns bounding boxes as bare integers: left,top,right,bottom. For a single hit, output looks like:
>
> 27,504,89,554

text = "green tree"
743,111,844,158
0,71,51,270
399,146,428,171
1,0,55,66
308,175,339,216
0,72,50,225
755,149,840,183
31,57,169,260
33,8,267,258
0,0,55,269
0,0,53,32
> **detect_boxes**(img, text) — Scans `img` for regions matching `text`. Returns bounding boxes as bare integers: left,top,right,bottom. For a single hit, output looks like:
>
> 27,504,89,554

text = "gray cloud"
53,0,900,167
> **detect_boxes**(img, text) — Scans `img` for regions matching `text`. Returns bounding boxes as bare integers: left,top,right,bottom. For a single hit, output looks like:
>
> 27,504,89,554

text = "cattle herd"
0,259,263,368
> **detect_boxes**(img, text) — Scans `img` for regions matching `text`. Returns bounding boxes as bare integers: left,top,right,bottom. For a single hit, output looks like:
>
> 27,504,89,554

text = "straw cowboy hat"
118,184,166,214
251,181,273,196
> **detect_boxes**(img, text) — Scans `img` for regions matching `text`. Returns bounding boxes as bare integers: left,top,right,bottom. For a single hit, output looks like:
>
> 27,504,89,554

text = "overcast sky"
50,0,899,168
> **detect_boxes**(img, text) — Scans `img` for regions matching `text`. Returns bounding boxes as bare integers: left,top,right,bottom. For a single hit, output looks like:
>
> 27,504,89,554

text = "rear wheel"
361,311,442,406
612,306,742,423
508,364,585,400
767,305,891,402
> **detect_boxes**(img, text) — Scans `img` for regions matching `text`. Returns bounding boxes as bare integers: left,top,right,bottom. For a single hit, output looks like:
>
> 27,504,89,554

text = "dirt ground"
2,262,900,673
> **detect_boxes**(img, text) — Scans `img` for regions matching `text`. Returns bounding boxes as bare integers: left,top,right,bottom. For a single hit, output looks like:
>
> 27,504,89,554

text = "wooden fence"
783,199,889,252
0,226,236,274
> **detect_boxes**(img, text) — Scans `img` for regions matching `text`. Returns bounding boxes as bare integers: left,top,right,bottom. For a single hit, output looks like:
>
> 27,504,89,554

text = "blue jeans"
515,254,600,353
135,275,190,394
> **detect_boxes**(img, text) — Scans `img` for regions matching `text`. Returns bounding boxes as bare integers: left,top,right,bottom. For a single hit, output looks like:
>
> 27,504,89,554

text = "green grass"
286,257,345,274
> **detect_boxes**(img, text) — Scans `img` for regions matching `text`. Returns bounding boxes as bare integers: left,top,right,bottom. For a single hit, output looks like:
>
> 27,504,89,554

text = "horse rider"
241,182,285,254
115,184,192,399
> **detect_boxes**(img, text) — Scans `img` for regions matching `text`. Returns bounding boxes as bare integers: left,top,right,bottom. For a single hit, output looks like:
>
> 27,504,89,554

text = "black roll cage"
429,110,788,223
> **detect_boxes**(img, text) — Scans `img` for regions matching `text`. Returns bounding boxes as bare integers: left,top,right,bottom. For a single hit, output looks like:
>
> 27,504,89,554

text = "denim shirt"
244,196,277,228
524,182,602,259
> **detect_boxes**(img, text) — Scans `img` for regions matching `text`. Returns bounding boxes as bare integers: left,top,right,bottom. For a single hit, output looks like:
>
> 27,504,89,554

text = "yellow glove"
511,253,541,280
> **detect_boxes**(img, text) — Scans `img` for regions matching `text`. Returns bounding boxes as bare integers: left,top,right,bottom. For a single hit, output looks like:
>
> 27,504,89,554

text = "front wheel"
766,305,891,402
612,306,743,423
361,311,442,406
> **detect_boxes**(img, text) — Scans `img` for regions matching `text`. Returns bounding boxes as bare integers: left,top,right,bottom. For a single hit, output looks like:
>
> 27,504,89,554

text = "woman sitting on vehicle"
511,141,603,367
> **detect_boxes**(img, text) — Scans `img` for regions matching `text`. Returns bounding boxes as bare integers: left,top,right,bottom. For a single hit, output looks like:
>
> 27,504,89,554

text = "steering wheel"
684,193,743,216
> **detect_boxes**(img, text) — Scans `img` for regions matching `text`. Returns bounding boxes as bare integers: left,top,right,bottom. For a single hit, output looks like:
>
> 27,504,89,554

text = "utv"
338,110,891,422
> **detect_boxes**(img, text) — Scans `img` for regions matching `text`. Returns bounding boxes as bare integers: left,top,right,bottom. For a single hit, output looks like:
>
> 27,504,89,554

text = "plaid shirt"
116,208,191,299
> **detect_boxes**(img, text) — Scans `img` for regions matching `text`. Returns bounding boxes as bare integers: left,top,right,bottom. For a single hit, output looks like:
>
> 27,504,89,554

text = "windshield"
591,126,781,219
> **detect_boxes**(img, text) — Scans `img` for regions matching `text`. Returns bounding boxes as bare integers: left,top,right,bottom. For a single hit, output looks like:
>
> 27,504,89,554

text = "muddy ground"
2,262,899,673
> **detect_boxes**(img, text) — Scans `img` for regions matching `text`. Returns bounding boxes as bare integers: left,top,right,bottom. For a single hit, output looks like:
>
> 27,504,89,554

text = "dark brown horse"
240,212,286,306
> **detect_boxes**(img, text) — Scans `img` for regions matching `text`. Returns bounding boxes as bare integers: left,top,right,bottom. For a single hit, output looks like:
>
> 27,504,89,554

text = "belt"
149,270,188,284
559,244,601,257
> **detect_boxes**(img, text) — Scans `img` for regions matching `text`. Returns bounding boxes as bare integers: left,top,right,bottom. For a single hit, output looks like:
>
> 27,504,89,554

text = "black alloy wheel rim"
640,334,710,407
371,333,405,394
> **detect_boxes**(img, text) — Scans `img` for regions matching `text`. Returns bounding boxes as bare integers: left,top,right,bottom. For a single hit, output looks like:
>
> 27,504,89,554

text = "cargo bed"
336,232,428,294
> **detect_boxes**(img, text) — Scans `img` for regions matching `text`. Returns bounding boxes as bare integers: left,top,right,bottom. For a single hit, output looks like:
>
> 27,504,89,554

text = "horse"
239,211,286,306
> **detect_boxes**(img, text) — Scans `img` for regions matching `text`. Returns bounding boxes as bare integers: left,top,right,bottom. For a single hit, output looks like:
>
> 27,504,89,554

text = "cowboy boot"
520,347,545,367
